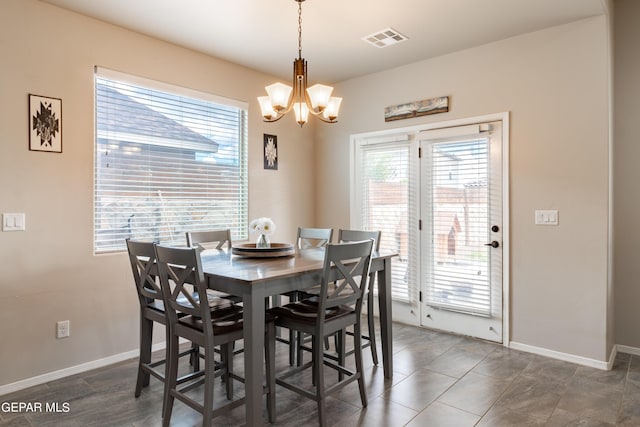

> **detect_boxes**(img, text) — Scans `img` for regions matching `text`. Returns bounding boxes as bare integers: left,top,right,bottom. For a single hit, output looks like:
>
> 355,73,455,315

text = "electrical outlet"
56,320,70,339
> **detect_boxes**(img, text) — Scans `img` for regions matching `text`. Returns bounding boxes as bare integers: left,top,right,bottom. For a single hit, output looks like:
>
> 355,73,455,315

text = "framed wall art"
263,134,278,170
384,96,449,122
29,94,62,153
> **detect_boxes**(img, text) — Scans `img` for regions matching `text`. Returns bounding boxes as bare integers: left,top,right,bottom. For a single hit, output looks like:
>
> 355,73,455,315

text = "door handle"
484,241,500,248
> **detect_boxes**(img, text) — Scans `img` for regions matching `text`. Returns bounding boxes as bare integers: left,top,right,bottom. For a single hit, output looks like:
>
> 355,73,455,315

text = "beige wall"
316,16,612,361
0,0,315,387
614,0,640,348
0,0,621,389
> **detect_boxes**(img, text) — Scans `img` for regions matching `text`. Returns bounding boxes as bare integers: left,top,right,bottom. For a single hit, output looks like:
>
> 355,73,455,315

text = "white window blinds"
355,138,418,303
94,69,248,253
423,136,492,316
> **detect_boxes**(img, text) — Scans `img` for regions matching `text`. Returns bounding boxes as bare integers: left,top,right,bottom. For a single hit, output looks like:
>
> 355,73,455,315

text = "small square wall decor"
264,134,278,170
29,94,62,153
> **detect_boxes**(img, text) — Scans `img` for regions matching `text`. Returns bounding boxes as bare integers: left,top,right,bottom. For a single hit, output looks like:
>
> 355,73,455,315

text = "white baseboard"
616,344,640,356
509,341,612,370
0,342,167,397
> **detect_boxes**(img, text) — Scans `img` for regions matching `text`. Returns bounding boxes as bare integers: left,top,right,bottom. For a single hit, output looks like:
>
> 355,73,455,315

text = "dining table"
199,245,397,426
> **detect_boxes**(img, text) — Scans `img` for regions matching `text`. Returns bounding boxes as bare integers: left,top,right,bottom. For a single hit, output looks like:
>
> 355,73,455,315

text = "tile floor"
1,322,639,426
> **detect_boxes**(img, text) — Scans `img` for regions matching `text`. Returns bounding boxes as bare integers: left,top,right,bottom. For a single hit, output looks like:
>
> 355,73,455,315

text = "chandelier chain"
298,1,302,59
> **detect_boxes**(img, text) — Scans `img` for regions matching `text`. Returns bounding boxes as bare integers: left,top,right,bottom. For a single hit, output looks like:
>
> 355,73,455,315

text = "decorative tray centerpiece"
231,243,295,258
235,216,293,257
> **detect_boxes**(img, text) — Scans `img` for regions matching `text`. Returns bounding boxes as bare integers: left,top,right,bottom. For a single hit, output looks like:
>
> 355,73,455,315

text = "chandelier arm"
262,113,287,123
267,99,296,121
307,109,338,123
280,100,296,115
303,87,316,112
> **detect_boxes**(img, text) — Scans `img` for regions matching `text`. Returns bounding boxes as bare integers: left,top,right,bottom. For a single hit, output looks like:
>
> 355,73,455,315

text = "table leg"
243,292,265,426
377,257,393,378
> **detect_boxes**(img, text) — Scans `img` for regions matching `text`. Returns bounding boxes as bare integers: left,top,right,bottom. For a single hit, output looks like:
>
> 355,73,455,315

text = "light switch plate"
3,213,26,231
535,210,558,225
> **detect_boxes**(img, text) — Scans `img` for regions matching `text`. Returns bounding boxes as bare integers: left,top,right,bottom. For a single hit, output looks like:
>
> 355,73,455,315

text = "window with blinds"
94,69,248,253
356,139,418,302
424,137,491,316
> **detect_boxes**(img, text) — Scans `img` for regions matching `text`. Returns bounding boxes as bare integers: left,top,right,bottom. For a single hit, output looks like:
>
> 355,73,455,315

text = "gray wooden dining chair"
186,229,232,251
295,228,381,366
337,229,382,365
155,244,276,426
268,239,374,427
185,229,242,304
279,227,334,366
297,227,334,249
125,239,201,400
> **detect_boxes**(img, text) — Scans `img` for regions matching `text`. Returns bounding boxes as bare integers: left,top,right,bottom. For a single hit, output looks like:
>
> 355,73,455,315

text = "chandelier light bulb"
323,97,342,121
306,84,333,110
265,82,293,111
258,96,277,120
293,102,309,126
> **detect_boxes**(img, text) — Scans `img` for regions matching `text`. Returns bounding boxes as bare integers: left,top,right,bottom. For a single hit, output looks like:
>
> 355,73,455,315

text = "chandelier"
257,0,342,127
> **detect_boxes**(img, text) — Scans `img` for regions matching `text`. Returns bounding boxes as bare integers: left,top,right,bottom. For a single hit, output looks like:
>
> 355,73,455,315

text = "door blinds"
356,137,418,303
422,133,493,316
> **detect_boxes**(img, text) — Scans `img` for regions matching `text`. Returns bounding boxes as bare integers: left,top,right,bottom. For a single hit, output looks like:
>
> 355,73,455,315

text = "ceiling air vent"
362,28,408,48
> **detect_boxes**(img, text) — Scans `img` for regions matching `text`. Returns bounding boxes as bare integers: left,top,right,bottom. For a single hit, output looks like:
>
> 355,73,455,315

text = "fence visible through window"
94,69,248,253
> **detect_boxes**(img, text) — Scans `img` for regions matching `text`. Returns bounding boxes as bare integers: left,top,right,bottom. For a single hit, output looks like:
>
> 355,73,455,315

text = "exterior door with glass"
419,121,504,342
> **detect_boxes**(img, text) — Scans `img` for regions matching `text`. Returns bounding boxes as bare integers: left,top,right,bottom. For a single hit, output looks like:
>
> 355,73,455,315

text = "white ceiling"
40,0,606,83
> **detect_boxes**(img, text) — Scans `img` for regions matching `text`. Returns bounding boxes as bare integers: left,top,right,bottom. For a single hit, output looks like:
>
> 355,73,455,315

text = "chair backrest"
126,238,162,306
154,244,211,325
297,227,333,249
186,229,232,250
317,239,374,320
338,229,381,252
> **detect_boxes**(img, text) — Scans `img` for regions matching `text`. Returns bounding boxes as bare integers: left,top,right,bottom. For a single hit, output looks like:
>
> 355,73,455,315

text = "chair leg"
311,336,317,386
136,316,153,397
367,289,379,365
288,328,296,366
296,331,304,367
191,343,201,371
298,331,330,369
353,322,368,408
313,334,327,427
160,322,171,416
285,293,297,366
265,322,277,423
337,329,346,381
162,334,179,426
203,342,216,427
223,343,234,400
